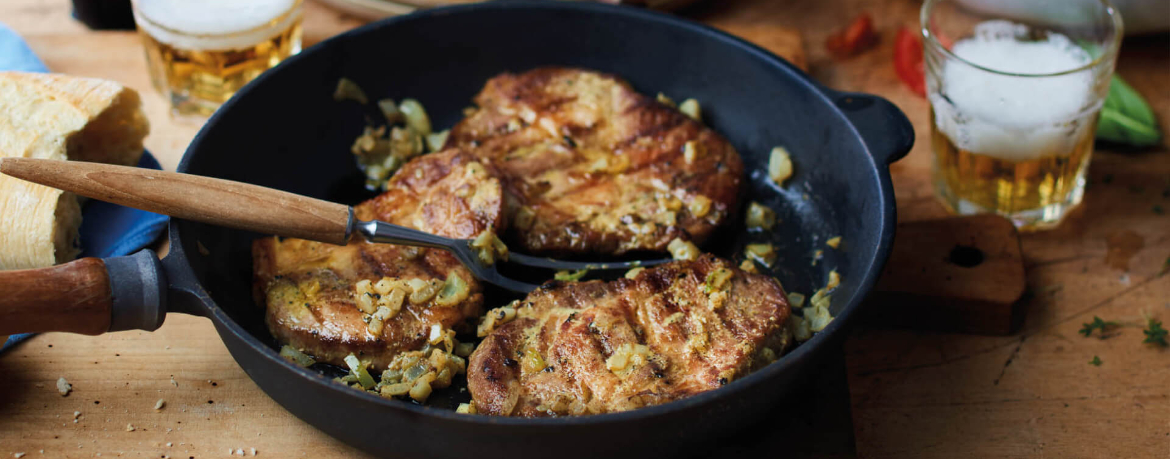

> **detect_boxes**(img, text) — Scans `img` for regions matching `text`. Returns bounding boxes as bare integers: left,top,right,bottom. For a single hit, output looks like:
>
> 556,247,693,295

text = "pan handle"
0,250,166,335
827,90,915,165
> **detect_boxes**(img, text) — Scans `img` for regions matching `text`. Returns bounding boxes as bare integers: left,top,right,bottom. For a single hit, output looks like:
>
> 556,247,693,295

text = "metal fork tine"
507,253,672,271
356,219,668,293
444,239,539,293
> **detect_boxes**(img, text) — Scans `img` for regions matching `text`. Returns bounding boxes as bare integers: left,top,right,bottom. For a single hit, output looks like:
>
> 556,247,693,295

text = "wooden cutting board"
871,215,1027,335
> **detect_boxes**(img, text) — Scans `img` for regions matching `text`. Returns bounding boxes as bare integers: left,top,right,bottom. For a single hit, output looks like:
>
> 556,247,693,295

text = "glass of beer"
922,0,1122,230
132,0,304,118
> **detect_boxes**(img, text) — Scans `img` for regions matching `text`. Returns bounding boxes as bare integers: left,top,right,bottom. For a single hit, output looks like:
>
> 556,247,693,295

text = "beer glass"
922,0,1122,230
132,0,304,118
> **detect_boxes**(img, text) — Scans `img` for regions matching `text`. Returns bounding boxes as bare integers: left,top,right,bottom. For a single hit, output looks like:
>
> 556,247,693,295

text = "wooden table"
1,0,1167,457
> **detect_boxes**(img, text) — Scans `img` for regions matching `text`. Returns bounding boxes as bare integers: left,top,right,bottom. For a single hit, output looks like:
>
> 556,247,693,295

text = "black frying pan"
0,2,912,457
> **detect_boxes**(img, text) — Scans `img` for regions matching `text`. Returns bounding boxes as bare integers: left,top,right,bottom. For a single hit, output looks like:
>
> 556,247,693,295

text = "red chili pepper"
894,27,926,97
825,13,877,58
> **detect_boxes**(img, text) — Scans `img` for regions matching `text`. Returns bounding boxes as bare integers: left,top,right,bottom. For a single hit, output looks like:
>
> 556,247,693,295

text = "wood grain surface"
1,0,1168,458
0,158,353,245
869,215,1027,335
0,258,111,336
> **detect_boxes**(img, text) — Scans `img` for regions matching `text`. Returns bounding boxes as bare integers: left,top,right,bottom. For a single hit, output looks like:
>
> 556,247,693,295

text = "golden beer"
921,0,1121,230
133,0,304,118
931,109,1097,228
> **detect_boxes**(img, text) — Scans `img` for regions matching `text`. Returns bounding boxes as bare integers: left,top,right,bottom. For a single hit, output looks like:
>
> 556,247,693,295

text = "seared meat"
468,255,790,416
252,149,504,368
446,67,743,255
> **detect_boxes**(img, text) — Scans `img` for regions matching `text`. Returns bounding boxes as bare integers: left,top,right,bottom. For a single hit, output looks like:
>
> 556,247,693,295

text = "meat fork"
0,158,668,293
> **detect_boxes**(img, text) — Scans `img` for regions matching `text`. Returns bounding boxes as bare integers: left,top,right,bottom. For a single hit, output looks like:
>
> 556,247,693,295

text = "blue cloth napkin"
1,22,170,352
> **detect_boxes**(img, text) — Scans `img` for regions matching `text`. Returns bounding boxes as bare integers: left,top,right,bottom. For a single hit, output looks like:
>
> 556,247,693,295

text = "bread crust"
0,72,149,269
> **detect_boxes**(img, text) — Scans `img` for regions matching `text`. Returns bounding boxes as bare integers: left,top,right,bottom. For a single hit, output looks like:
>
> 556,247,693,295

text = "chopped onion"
470,230,509,265
377,99,402,124
805,304,834,332
826,270,841,290
668,238,700,261
704,268,734,293
408,279,441,304
454,342,475,358
477,302,519,337
678,98,701,121
554,269,588,282
435,272,470,307
790,314,812,342
683,140,701,164
689,195,712,218
522,348,546,374
333,78,368,104
380,382,412,397
744,243,777,267
456,403,477,414
399,98,432,135
344,354,376,390
656,92,676,107
279,345,316,367
425,129,450,152
739,259,758,273
768,146,794,186
745,202,776,230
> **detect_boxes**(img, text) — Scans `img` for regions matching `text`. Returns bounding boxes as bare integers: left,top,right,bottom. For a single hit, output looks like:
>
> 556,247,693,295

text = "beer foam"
134,0,300,51
931,21,1098,161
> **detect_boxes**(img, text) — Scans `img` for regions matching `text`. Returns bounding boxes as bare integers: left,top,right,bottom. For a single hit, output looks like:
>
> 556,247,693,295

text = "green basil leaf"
1096,75,1162,147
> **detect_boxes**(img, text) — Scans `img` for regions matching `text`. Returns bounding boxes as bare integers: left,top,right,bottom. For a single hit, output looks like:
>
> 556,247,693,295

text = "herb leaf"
1079,316,1119,338
1143,318,1168,346
1097,75,1162,147
1089,355,1102,366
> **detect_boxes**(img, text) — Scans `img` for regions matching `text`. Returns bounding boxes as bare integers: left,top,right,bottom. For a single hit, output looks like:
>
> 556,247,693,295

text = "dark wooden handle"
0,258,112,335
0,158,352,245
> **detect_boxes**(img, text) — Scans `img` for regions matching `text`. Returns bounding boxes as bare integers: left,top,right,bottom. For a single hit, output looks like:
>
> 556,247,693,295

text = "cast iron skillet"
6,2,913,457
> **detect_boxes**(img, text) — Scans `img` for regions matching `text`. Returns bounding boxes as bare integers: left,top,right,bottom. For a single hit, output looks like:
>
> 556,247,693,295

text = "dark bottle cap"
72,0,137,31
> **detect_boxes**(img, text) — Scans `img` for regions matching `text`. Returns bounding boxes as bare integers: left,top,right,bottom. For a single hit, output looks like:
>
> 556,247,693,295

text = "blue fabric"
0,22,46,72
1,22,170,352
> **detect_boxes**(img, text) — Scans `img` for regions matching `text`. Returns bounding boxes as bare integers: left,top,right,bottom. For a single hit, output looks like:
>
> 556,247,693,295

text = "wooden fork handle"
0,158,353,245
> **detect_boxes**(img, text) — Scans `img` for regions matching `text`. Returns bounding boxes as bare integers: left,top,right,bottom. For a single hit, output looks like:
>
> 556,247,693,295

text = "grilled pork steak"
468,255,790,416
252,149,504,369
447,67,743,255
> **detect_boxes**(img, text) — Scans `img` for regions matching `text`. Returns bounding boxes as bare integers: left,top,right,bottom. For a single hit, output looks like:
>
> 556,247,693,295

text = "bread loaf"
0,72,149,269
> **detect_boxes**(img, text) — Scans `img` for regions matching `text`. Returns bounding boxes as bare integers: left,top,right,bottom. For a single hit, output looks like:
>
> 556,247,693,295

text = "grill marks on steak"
252,68,759,411
251,149,504,369
447,67,743,255
468,255,790,416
